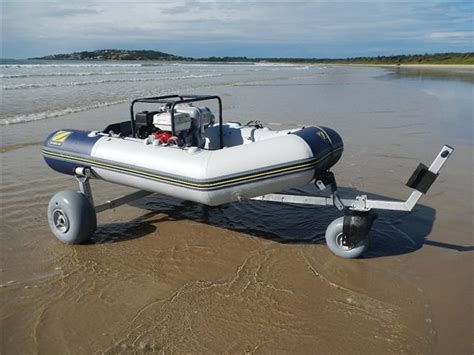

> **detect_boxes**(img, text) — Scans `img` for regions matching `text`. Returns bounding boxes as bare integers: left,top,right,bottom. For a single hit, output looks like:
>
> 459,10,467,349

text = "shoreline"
299,62,474,71
346,63,474,72
2,57,472,74
347,63,473,69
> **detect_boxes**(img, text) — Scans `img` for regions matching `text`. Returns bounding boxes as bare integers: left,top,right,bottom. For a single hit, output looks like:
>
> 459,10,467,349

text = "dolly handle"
428,145,454,173
402,145,454,211
365,145,454,211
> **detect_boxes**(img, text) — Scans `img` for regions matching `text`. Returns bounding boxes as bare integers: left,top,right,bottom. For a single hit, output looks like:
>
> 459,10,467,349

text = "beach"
1,62,472,354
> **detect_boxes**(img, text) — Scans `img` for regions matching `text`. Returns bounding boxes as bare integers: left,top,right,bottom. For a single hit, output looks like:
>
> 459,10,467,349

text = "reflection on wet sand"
387,66,474,83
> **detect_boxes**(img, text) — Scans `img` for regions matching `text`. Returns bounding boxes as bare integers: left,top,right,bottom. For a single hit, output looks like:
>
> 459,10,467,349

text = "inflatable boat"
43,94,453,258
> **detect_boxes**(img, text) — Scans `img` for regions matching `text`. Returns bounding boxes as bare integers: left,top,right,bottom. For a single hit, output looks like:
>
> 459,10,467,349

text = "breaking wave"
0,63,146,68
0,99,128,125
3,74,223,90
0,70,181,78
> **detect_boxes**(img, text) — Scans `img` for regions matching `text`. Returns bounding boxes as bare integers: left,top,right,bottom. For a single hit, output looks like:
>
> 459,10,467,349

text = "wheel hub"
335,233,352,250
52,209,69,233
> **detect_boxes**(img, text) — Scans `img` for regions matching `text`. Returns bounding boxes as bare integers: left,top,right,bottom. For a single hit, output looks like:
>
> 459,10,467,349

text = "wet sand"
1,66,472,353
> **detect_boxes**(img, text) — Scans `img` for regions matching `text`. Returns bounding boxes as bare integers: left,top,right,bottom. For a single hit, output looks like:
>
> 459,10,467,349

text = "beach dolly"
43,94,453,258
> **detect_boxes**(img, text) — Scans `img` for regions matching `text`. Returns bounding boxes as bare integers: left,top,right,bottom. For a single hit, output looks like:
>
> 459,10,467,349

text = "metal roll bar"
129,94,223,149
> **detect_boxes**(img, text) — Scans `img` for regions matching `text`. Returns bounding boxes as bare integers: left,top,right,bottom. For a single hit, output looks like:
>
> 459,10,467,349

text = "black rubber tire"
47,190,96,244
325,216,369,258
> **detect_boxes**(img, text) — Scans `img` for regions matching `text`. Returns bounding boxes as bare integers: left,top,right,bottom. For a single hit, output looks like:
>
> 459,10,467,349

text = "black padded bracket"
406,163,438,194
343,211,377,246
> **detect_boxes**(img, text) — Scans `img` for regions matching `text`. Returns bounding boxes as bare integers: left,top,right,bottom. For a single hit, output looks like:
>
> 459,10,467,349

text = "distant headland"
30,49,185,61
29,49,474,65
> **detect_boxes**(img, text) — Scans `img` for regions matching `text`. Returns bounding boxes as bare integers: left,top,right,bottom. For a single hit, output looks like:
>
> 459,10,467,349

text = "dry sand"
1,66,472,354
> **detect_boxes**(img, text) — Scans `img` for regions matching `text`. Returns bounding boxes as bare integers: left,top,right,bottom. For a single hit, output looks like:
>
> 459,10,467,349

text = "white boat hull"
43,124,343,206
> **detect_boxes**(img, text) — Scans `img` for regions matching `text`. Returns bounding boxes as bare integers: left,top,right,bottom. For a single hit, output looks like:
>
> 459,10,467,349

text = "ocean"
1,60,311,125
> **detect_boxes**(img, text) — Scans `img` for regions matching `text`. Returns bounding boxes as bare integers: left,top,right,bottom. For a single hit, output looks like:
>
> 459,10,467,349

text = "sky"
1,0,473,59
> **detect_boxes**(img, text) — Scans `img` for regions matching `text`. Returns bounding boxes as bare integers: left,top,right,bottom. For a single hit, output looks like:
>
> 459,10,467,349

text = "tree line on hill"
31,49,474,65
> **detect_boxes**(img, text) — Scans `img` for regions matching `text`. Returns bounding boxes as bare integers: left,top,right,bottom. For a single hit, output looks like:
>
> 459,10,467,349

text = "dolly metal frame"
74,145,453,215
252,145,453,212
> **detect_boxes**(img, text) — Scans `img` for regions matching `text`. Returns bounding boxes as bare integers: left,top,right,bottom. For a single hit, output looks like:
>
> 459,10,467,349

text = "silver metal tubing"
95,190,153,213
75,168,95,206
75,166,153,213
252,145,454,213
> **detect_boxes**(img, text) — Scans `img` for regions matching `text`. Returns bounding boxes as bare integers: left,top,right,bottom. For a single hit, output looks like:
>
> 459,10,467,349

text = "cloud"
1,0,472,58
428,31,473,42
45,7,102,17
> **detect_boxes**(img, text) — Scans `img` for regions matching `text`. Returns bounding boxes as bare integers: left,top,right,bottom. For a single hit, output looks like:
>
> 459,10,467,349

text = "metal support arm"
75,167,153,213
252,145,454,212
95,190,153,213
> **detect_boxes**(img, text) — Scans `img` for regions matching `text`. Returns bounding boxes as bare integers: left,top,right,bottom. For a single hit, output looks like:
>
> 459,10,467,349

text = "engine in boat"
134,103,215,147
